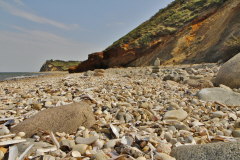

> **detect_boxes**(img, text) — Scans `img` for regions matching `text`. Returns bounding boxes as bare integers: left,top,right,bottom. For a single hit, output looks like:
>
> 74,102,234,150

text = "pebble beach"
0,63,240,160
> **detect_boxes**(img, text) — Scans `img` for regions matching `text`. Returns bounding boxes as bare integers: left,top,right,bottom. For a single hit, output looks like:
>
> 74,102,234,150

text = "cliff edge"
70,0,240,73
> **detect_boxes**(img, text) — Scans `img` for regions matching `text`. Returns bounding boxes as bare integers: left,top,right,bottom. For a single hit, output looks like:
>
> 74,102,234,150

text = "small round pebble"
17,132,26,137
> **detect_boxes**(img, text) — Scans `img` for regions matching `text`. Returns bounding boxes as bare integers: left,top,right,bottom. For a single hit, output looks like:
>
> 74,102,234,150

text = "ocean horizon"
0,72,46,81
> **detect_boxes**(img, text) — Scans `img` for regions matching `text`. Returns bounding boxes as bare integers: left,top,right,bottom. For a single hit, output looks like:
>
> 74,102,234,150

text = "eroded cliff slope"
70,0,240,73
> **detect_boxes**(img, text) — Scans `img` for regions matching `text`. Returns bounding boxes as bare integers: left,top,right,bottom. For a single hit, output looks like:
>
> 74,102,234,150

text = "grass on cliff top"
105,0,227,50
48,60,81,70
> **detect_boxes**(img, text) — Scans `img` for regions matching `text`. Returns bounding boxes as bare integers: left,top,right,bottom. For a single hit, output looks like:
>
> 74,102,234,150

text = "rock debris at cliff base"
0,63,240,159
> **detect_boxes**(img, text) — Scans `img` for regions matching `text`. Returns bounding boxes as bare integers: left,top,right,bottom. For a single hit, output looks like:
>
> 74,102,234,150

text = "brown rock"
32,103,42,110
11,101,95,137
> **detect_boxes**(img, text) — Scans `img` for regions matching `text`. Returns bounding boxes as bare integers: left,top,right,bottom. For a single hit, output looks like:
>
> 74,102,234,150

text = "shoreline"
0,71,68,83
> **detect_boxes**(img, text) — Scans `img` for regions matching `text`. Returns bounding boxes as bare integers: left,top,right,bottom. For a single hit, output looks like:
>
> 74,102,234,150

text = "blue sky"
0,0,173,72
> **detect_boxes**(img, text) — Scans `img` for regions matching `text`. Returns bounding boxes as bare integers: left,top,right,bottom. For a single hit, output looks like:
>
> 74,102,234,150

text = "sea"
0,72,46,81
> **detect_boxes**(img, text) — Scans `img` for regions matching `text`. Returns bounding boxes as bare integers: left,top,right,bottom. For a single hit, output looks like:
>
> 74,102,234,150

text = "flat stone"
211,111,225,118
197,87,240,106
11,101,95,137
72,144,88,154
75,136,98,145
164,109,188,121
171,142,240,160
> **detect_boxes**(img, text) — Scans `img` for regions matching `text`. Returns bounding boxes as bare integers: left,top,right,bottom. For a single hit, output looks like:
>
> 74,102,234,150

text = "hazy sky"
0,0,173,72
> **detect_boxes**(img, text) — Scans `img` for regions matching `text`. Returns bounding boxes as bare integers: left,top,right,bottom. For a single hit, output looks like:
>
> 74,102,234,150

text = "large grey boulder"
197,87,240,106
171,142,240,160
11,101,95,137
215,53,240,88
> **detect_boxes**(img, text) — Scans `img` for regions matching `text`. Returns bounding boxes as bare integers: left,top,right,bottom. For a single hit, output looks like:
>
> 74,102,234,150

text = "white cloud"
0,0,78,30
11,26,78,45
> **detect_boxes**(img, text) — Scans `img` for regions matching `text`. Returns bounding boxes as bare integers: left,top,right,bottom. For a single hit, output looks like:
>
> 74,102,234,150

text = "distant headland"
40,59,81,72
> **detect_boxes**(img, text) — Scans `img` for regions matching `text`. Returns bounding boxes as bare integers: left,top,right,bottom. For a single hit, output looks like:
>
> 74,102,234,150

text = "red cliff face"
70,0,240,73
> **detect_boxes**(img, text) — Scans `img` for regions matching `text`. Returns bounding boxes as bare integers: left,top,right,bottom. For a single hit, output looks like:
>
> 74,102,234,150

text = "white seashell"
0,139,26,146
192,120,204,127
8,145,18,160
110,124,120,138
50,131,60,149
121,136,134,146
0,117,15,122
0,134,16,139
36,146,57,153
71,151,81,158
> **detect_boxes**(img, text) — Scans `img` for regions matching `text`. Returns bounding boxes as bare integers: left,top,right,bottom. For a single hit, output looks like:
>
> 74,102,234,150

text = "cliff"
40,60,81,72
70,0,240,73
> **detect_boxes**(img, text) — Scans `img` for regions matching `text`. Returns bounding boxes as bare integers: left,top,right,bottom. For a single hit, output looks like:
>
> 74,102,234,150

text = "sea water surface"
0,72,46,81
